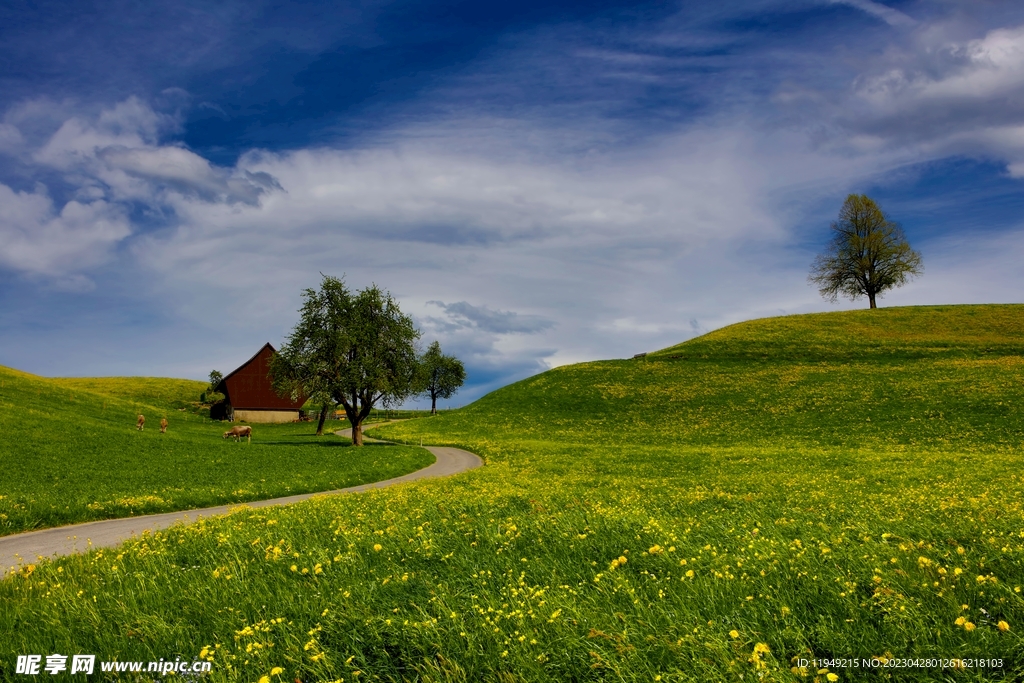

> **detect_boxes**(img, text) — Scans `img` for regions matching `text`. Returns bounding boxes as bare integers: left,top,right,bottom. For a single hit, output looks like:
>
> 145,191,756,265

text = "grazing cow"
160,418,168,433
223,425,252,443
136,414,145,431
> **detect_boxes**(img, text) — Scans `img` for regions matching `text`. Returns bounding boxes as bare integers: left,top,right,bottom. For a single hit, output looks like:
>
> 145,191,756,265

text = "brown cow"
136,414,145,431
160,418,168,433
223,425,252,443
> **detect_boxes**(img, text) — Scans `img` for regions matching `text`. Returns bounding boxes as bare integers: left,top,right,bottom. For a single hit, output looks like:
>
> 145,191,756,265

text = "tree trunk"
869,291,877,309
315,404,329,436
431,392,437,415
351,390,363,446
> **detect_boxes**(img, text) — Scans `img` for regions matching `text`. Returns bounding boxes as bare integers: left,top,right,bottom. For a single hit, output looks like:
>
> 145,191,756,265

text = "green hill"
0,366,431,536
652,304,1024,360
49,375,208,410
390,304,1024,451
4,305,1023,681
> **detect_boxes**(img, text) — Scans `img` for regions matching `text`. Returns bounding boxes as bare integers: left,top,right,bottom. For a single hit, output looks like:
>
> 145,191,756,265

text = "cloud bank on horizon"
1,0,1023,405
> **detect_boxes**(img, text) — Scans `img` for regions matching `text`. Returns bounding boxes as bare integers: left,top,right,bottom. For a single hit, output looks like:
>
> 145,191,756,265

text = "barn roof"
216,342,277,389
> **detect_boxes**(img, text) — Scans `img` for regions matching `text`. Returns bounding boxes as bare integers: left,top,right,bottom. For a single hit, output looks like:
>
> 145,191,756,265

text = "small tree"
272,276,420,444
809,194,922,309
418,341,466,415
202,370,225,404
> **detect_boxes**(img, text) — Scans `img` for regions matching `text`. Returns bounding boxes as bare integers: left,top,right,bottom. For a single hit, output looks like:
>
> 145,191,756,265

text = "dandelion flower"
998,621,1010,632
729,630,739,639
270,667,284,675
964,621,976,631
373,544,382,552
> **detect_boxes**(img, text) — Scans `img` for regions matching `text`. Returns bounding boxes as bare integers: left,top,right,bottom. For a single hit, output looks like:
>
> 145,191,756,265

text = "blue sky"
2,0,1024,405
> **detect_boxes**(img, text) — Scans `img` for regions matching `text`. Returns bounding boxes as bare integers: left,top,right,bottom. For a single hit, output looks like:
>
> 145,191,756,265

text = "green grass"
49,375,210,412
0,367,434,536
651,303,1024,360
2,304,1024,682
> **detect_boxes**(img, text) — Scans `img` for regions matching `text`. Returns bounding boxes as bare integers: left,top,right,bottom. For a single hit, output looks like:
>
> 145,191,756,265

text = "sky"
1,0,1024,406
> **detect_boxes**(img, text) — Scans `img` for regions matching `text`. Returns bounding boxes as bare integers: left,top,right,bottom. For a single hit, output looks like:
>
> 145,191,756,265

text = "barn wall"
222,344,304,410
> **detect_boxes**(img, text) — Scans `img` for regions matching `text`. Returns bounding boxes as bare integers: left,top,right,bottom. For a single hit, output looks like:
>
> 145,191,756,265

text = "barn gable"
215,343,304,421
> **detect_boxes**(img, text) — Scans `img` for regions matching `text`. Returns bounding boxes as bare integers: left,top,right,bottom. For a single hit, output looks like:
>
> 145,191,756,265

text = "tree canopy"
271,276,420,444
418,340,466,415
809,194,922,309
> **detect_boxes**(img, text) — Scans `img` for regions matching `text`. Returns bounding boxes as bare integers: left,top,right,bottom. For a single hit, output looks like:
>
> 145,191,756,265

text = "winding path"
0,426,481,577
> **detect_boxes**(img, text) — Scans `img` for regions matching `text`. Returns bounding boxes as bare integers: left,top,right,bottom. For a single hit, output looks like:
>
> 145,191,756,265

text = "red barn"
215,343,304,423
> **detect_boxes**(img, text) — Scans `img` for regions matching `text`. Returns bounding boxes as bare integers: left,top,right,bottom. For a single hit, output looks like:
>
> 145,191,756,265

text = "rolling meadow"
2,304,1024,681
0,368,432,536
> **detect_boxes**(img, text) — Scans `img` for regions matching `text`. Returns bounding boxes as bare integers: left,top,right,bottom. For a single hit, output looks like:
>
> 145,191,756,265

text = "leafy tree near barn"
269,343,335,437
809,194,922,309
417,340,466,415
271,276,420,444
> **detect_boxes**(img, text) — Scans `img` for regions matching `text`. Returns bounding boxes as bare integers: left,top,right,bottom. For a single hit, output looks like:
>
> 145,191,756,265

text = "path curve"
1,426,481,577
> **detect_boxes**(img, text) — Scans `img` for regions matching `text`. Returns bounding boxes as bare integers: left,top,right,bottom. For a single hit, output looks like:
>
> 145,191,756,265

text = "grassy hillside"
50,375,208,411
0,366,432,536
3,305,1023,682
652,304,1024,360
390,304,1024,451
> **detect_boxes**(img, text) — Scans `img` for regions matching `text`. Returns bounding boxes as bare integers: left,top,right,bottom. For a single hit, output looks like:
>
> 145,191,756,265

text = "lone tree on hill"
271,276,421,444
809,194,922,309
418,340,466,415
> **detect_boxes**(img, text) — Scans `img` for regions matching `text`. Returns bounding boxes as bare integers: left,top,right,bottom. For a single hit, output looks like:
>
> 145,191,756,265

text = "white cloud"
0,183,130,276
827,0,915,28
25,96,274,206
0,123,24,154
857,25,1024,106
828,22,1024,176
0,97,286,279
